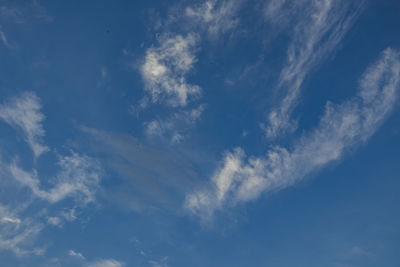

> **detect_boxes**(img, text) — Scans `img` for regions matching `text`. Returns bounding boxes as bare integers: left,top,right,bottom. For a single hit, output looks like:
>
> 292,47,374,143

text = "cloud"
9,151,102,205
69,249,86,260
0,91,103,256
264,0,287,23
264,0,365,138
47,216,63,228
0,1,52,25
185,0,240,36
185,48,400,220
68,250,123,267
141,34,201,107
1,216,21,224
0,26,10,47
148,260,168,267
0,92,49,158
0,204,44,256
87,259,124,267
144,104,205,143
81,127,206,212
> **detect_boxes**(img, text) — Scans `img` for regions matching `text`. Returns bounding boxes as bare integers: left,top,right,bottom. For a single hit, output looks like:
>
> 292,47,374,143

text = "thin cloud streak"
0,92,49,158
265,0,366,138
185,48,400,220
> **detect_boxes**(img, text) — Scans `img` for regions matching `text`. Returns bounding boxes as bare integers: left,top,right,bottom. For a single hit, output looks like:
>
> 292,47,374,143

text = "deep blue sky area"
0,0,400,266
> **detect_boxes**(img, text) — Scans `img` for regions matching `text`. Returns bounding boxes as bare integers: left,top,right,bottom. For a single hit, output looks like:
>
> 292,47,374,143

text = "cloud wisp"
0,92,103,256
139,0,241,142
185,0,240,37
185,48,400,220
264,0,365,138
0,204,44,256
144,104,205,143
68,249,124,267
0,92,49,158
9,151,102,205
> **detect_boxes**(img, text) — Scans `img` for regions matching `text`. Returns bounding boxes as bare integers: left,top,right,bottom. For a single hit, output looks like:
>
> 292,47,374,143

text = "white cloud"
68,250,123,267
69,249,85,260
0,91,49,158
141,34,201,107
9,151,102,205
264,0,365,138
1,216,21,224
87,259,124,267
185,0,240,36
185,48,400,220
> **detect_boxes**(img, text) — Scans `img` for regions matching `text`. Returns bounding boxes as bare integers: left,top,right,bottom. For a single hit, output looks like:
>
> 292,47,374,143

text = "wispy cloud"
185,48,400,220
141,34,200,107
0,26,10,47
9,151,102,205
0,1,52,24
69,249,86,260
0,91,103,256
81,127,205,212
0,204,44,256
0,92,49,158
68,249,123,267
185,0,240,36
86,259,124,267
264,0,365,138
144,105,205,143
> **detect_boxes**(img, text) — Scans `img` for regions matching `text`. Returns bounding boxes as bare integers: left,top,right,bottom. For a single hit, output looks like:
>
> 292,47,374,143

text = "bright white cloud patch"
9,151,102,205
141,34,200,107
185,48,400,220
0,92,49,158
265,0,365,138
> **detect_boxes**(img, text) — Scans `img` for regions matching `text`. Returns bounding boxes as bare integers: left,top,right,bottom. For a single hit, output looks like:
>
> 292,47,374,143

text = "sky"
0,0,400,266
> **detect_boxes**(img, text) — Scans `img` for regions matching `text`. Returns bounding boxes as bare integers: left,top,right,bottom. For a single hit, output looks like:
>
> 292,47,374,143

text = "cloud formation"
0,204,44,256
9,151,102,205
185,48,400,220
264,0,365,138
0,92,49,158
144,104,204,143
185,0,240,36
0,91,104,256
141,34,200,107
86,259,124,267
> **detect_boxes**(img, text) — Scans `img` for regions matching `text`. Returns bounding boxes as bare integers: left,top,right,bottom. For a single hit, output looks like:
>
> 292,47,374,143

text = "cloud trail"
0,92,49,158
185,48,400,220
264,0,365,138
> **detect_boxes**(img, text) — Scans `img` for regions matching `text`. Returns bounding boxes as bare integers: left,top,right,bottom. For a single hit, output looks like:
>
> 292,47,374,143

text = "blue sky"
0,0,400,266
